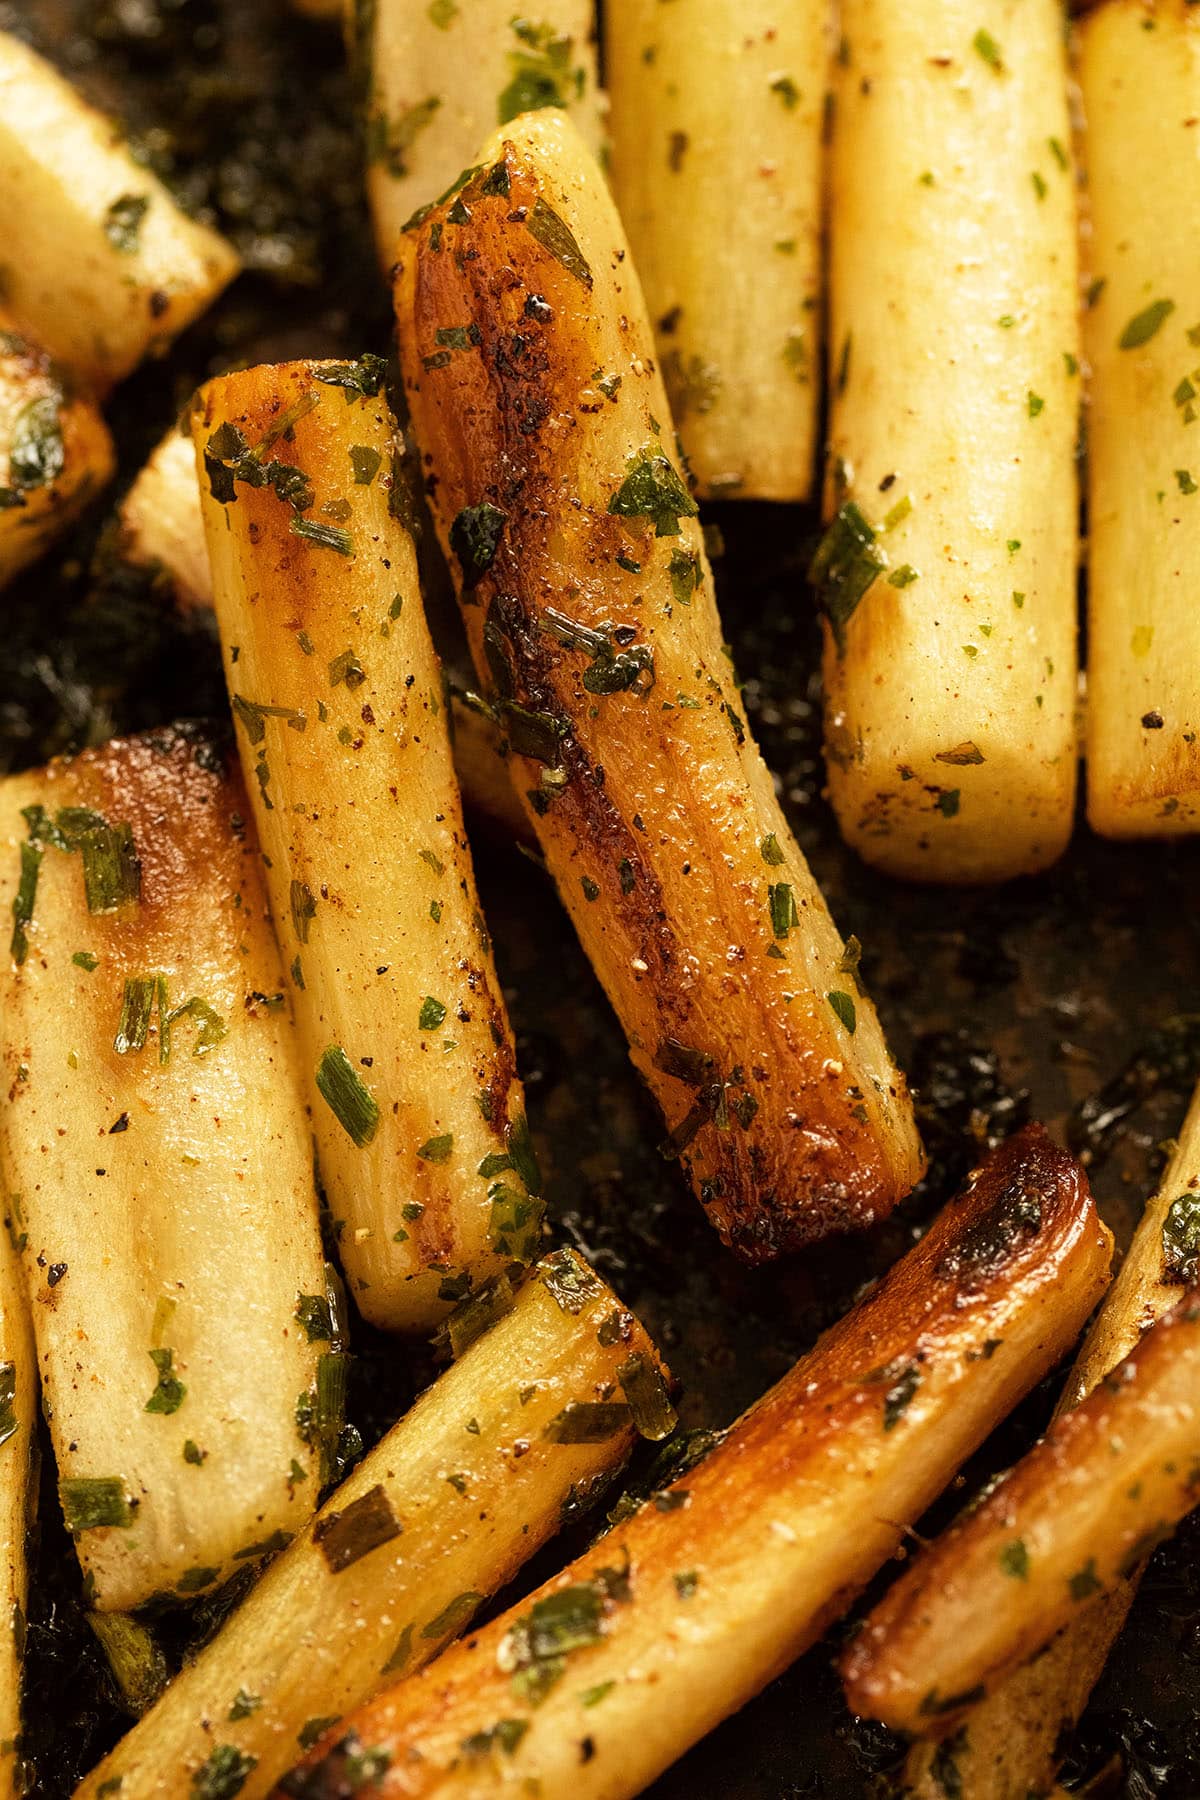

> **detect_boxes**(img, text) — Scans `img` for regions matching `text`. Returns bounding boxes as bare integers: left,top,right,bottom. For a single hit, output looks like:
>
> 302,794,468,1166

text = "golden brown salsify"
899,1078,1200,1798
842,1285,1200,1734
277,1125,1111,1800
0,727,328,1612
393,110,924,1262
193,358,541,1332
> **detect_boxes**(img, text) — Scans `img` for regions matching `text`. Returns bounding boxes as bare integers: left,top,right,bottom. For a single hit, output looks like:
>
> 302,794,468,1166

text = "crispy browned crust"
842,1283,1200,1733
393,128,923,1260
275,1126,1109,1799
11,723,260,982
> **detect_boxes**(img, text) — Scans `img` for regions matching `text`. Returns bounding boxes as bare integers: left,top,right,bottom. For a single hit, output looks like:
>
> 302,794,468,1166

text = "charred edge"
934,1124,1082,1285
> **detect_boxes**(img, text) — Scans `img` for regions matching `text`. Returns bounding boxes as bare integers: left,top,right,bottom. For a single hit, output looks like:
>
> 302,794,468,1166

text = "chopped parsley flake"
1120,300,1175,350
315,1046,381,1147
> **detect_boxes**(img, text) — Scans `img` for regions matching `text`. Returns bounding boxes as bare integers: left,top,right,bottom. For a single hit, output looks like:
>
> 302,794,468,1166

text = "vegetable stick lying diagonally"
76,1248,671,1800
348,0,604,273
842,1292,1200,1736
193,357,542,1333
0,1227,34,1800
820,0,1080,883
1082,0,1200,839
0,315,114,590
0,31,240,393
393,111,925,1263
898,1078,1200,1800
0,726,330,1614
607,0,827,501
276,1125,1112,1800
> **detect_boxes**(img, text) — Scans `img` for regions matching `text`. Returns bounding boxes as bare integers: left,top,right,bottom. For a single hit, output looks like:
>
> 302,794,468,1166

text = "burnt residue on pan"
8,3,1200,1797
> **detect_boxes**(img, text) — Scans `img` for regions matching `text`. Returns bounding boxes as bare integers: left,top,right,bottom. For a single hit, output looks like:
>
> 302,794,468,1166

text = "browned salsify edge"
272,1125,1111,1800
0,723,329,1612
841,1285,1200,1737
392,110,925,1263
898,1080,1200,1798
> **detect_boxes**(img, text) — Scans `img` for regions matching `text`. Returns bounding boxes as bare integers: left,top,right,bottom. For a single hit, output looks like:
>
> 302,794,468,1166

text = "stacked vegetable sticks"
277,1127,1111,1799
0,729,329,1612
193,358,542,1331
393,111,925,1262
76,1249,671,1800
890,1080,1200,1799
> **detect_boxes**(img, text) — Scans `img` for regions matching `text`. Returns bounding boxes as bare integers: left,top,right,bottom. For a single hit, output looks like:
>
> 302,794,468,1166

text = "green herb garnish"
316,1046,381,1147
9,395,64,490
291,517,354,556
419,996,447,1032
145,1347,186,1416
313,1484,401,1574
450,503,507,587
60,1476,133,1532
827,991,857,1034
526,197,592,289
103,193,151,254
809,501,886,652
543,1401,632,1444
1120,300,1175,350
608,448,698,539
1000,1539,1030,1579
1163,1192,1200,1283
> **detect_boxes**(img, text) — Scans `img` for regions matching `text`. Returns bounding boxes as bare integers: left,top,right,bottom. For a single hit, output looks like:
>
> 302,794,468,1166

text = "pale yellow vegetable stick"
76,1249,672,1800
822,0,1080,882
0,1228,34,1800
349,0,603,271
194,358,540,1331
1083,0,1200,837
607,0,827,499
394,112,924,1262
900,1082,1200,1799
0,314,114,588
0,728,329,1612
0,31,240,391
281,1127,1111,1800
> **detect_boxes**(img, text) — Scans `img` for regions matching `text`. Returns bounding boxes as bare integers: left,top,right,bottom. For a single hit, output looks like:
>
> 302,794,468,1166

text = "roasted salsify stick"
393,110,924,1262
194,357,542,1331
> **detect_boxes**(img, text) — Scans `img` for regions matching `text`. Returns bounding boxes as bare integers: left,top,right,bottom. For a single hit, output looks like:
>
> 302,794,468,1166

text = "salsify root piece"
0,726,329,1612
393,109,924,1262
